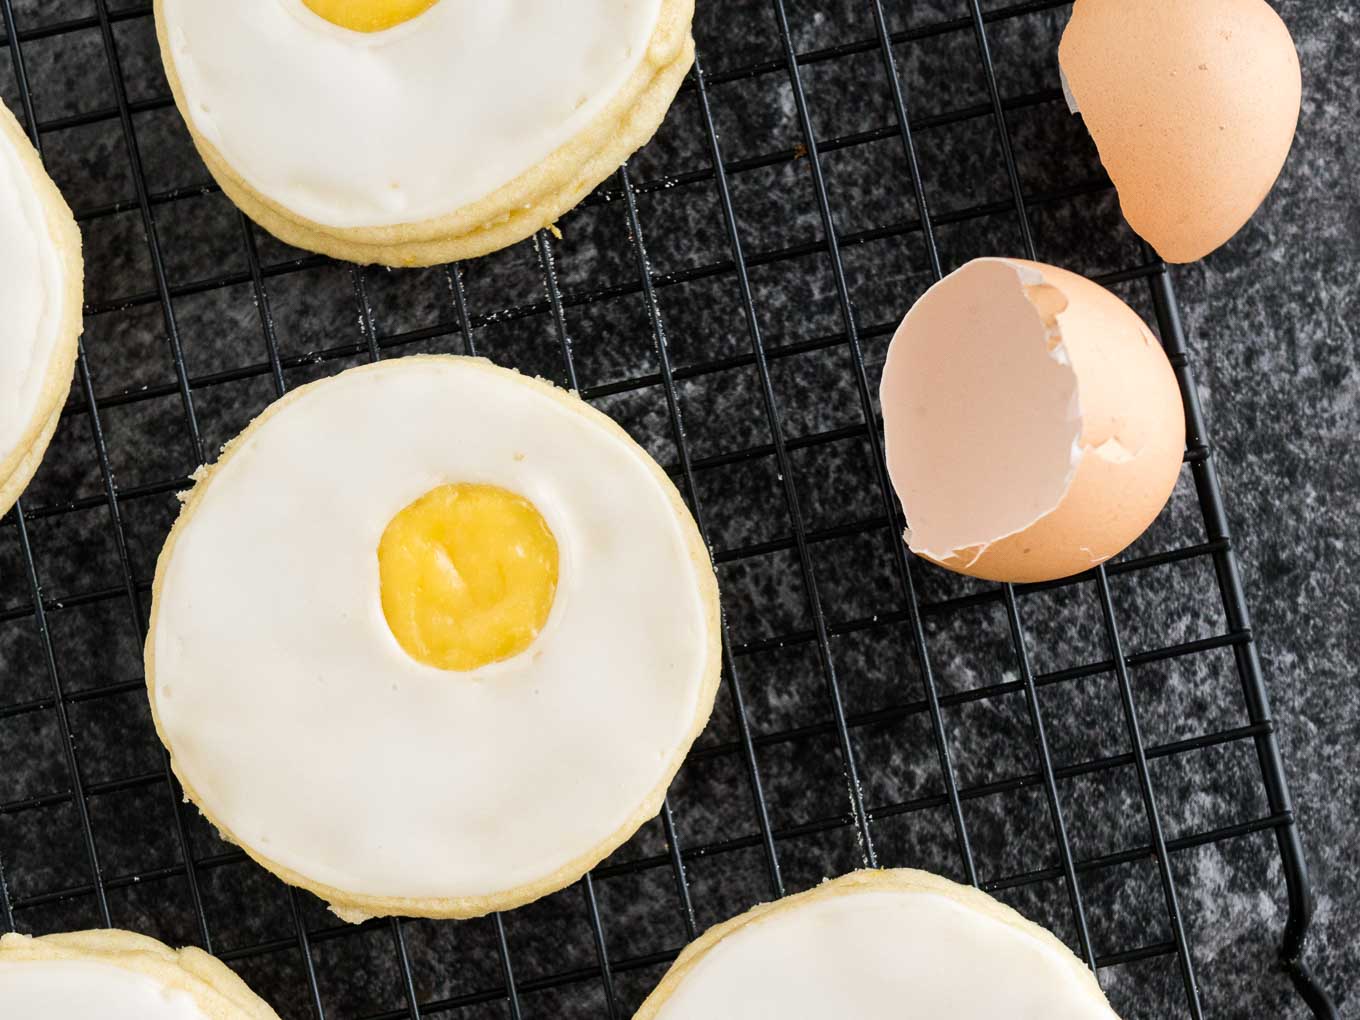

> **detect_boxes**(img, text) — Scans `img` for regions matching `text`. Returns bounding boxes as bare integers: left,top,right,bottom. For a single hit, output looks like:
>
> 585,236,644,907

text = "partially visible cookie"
0,929,280,1019
155,0,695,267
0,99,83,519
634,869,1122,1019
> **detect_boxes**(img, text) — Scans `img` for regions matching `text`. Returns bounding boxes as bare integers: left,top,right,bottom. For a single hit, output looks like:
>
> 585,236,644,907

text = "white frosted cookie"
0,99,83,519
635,870,1122,1019
146,355,721,921
0,929,280,1020
154,0,695,266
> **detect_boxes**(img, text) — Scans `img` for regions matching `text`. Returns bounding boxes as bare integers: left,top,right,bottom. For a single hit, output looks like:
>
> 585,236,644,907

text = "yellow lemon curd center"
378,483,559,672
302,0,438,33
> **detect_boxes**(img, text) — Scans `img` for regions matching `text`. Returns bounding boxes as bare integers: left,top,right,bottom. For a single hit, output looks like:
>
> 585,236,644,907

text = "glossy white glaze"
655,889,1120,1019
151,358,711,901
161,0,663,227
0,958,208,1019
0,117,66,465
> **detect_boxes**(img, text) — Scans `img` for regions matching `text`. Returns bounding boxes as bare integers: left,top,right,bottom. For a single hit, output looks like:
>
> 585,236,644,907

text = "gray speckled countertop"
0,1,1354,1018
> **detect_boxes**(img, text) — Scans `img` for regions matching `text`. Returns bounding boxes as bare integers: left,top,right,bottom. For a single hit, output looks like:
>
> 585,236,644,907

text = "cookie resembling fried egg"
145,356,721,921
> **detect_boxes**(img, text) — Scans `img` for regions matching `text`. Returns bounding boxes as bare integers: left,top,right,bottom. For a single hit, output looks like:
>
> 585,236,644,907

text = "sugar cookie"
0,99,83,519
146,356,721,921
635,870,1121,1019
0,929,279,1020
154,0,695,266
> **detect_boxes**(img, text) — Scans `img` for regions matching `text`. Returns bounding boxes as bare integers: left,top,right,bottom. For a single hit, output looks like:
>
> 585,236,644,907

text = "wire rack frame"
0,0,1337,1017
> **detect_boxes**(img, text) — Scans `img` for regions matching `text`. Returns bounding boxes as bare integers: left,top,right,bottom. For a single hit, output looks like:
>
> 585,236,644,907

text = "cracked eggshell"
1059,0,1301,264
880,258,1185,585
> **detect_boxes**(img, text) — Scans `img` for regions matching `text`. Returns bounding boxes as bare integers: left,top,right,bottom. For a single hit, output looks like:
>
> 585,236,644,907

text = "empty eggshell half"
1059,0,1301,264
880,258,1185,584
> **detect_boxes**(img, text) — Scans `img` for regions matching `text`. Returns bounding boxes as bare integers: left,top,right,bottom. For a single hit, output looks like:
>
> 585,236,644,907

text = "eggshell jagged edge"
880,258,1186,585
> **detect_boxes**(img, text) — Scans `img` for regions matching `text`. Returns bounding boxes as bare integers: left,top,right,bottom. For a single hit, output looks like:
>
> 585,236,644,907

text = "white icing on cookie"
160,0,663,228
0,959,208,1020
150,357,714,903
0,117,67,466
654,887,1120,1019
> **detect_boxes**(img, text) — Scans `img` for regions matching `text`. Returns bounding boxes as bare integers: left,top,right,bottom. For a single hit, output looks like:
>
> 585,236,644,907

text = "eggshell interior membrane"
1059,0,1301,264
880,258,1186,585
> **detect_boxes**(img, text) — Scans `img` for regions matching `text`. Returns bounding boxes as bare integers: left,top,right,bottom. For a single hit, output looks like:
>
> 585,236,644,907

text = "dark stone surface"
0,2,1352,1018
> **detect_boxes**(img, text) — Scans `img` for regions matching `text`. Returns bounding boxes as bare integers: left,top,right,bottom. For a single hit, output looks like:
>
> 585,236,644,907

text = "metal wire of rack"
0,1,1338,1017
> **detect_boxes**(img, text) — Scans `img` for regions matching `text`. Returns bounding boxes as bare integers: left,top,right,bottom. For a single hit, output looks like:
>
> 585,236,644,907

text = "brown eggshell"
1059,0,1301,264
880,258,1186,585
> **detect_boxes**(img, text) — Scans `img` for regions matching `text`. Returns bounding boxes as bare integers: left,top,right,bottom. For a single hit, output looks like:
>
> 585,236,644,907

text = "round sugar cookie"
0,929,280,1020
0,99,83,519
146,355,721,921
635,870,1122,1019
154,0,695,266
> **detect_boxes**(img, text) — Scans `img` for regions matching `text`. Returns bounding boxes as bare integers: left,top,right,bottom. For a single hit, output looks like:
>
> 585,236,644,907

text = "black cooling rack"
0,1,1338,1018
